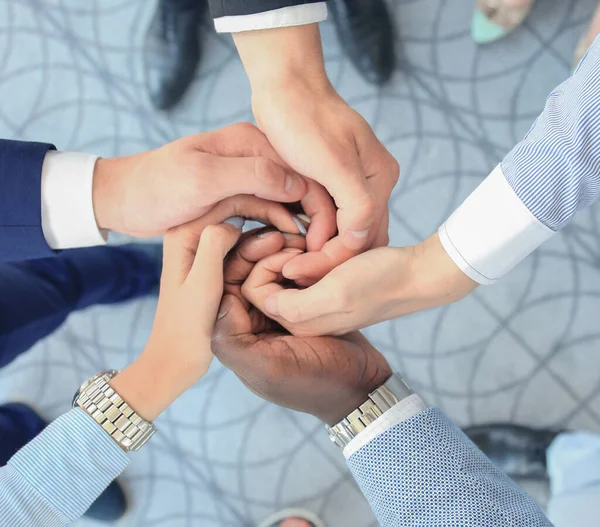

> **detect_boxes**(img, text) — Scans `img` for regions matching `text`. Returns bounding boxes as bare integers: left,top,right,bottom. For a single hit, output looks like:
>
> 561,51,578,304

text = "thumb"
214,294,252,339
212,295,257,371
309,148,375,252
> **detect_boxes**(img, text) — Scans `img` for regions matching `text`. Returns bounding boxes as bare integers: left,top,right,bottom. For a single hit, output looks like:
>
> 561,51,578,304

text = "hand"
252,233,479,337
91,123,310,238
234,25,399,284
212,232,392,425
109,197,302,422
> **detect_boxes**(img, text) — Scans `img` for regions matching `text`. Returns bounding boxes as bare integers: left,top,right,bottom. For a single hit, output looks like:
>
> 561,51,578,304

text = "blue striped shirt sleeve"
0,408,129,526
502,35,600,231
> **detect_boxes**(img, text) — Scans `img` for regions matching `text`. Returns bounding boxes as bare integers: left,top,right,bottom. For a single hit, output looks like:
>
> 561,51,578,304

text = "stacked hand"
234,25,399,285
212,229,393,425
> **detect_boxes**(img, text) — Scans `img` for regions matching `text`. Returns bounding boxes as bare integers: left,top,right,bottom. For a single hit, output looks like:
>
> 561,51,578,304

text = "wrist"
110,346,207,422
320,363,393,426
233,24,330,93
92,157,121,233
396,232,478,314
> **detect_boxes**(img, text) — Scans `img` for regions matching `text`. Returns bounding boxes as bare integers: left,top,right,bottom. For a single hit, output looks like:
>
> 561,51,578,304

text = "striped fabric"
502,36,600,231
0,408,129,526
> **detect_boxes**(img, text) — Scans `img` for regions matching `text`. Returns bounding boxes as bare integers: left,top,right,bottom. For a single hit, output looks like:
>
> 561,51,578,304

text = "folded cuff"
438,164,555,285
343,394,427,459
41,151,108,249
214,3,327,33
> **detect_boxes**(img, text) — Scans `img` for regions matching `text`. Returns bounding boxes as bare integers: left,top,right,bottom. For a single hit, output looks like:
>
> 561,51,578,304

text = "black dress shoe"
1,403,127,522
143,0,207,110
464,423,563,480
328,0,396,85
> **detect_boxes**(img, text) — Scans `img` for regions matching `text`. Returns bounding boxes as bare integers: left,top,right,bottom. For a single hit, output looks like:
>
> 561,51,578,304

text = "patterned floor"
1,0,600,525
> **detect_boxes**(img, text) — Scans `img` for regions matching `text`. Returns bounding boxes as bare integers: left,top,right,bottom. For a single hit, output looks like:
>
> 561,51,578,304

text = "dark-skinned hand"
211,228,392,426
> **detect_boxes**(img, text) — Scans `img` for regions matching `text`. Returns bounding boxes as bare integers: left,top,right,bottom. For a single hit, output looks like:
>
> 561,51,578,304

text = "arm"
0,123,306,263
212,239,552,527
225,20,399,284
345,401,552,526
0,205,259,526
207,1,327,33
440,34,600,284
261,35,600,335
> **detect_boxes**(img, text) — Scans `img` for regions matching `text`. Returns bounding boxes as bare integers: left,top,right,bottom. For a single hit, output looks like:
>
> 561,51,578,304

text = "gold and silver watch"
72,370,156,452
325,373,413,448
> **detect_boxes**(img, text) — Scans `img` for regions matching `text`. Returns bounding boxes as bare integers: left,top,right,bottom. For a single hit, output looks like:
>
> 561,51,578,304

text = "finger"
187,223,242,333
307,145,375,251
241,249,304,317
300,180,337,252
224,230,286,307
282,235,355,283
261,280,340,325
200,153,307,204
224,230,305,288
213,294,254,340
172,195,305,241
373,214,390,248
224,230,306,307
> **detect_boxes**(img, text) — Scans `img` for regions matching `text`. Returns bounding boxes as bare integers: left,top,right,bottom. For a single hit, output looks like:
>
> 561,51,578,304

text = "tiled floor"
1,0,600,525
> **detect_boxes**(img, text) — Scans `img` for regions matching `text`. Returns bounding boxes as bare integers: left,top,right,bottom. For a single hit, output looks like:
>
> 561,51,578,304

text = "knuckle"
240,281,253,301
254,157,284,187
201,224,229,247
389,157,400,183
234,121,258,134
279,300,305,324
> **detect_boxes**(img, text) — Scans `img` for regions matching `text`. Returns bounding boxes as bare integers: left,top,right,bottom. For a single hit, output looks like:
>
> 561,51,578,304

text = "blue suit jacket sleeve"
347,407,552,527
0,139,57,262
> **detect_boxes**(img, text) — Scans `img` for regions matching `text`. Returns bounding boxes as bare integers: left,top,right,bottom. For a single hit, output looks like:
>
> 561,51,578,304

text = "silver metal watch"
73,370,156,452
325,373,412,448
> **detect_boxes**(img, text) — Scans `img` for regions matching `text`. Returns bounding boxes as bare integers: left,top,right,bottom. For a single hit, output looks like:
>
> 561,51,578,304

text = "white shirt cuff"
438,164,555,285
41,151,108,250
214,3,327,33
343,394,427,459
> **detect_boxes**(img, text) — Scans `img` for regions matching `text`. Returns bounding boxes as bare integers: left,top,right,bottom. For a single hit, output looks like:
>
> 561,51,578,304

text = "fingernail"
257,230,277,239
343,228,369,250
225,216,245,230
264,295,280,317
285,174,301,194
283,248,303,254
217,297,232,320
349,229,369,239
292,216,308,236
296,213,311,224
283,233,300,240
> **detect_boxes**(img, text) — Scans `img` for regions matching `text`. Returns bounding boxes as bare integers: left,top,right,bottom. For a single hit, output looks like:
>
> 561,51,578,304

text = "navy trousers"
0,245,159,465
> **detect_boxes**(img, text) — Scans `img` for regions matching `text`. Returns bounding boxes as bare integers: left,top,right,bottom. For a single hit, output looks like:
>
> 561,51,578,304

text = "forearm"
0,408,129,527
0,346,204,526
345,403,552,526
440,35,600,285
208,1,327,34
233,23,331,92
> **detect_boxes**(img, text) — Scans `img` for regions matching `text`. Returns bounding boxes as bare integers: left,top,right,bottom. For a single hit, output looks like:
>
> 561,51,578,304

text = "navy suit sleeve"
208,0,323,18
0,139,57,262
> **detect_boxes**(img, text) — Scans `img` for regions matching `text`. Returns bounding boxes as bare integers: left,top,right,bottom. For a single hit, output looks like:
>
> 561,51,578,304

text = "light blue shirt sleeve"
0,408,129,526
502,35,600,230
346,407,552,527
439,35,600,285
